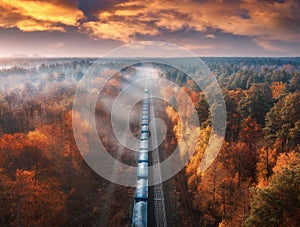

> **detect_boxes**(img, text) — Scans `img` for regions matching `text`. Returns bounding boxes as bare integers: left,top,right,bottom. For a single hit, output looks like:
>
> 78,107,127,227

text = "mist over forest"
0,57,299,226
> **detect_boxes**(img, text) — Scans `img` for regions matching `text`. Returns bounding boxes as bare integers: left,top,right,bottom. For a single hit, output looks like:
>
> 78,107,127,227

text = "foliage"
245,152,300,227
0,57,299,226
264,91,300,151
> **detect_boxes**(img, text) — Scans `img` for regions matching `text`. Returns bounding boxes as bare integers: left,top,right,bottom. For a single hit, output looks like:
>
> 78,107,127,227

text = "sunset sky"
0,0,299,57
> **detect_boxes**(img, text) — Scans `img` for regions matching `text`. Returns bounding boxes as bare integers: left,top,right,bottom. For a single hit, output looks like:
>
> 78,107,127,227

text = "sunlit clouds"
81,21,159,42
0,0,84,31
0,0,299,56
85,0,299,43
78,0,300,54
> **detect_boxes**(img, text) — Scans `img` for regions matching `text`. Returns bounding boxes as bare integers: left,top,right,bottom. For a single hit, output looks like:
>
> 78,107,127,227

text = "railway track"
149,77,168,227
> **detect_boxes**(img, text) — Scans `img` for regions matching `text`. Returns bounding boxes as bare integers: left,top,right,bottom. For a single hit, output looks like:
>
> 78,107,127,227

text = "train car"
138,151,148,163
132,201,147,227
142,115,148,120
139,140,148,151
141,119,148,126
140,132,148,140
141,125,148,133
135,178,148,200
137,162,148,178
132,88,149,227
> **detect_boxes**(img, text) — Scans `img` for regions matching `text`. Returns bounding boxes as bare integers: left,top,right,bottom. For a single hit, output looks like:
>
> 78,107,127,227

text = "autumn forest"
0,57,299,227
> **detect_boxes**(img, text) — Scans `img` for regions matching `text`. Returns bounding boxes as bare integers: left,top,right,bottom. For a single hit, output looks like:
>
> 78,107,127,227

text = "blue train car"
140,132,148,140
136,178,148,200
138,151,148,163
139,140,148,150
141,119,148,125
141,125,148,133
132,201,147,227
132,88,149,227
137,162,148,178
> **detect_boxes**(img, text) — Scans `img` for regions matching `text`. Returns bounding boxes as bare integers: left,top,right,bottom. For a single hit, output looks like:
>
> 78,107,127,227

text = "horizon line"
0,56,300,59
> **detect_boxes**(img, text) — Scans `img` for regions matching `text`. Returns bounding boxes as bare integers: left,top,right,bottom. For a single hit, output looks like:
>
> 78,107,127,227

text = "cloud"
78,0,300,50
81,21,159,42
51,42,65,49
254,39,286,52
0,0,84,31
80,1,162,42
78,0,128,20
0,0,299,55
80,0,202,42
206,34,216,39
226,0,300,41
182,43,216,51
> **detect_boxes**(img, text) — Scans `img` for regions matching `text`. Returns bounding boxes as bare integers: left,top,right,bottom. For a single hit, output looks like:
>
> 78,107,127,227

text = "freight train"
132,89,149,227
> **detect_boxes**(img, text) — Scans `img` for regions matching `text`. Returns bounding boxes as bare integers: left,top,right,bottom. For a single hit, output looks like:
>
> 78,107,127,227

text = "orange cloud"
240,0,300,41
254,39,286,52
0,0,84,31
0,0,298,53
81,21,159,42
79,0,300,50
16,20,65,32
181,43,216,51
